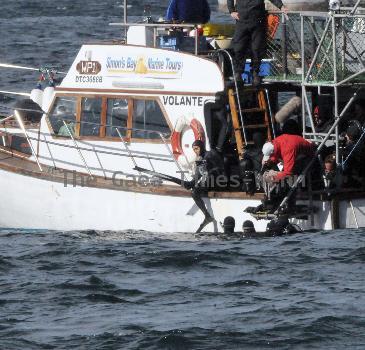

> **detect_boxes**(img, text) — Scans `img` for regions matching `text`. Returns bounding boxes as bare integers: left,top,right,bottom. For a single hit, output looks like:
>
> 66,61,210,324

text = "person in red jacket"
262,134,314,183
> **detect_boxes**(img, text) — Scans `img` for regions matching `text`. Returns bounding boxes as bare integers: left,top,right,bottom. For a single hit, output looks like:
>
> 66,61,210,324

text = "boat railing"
0,116,189,180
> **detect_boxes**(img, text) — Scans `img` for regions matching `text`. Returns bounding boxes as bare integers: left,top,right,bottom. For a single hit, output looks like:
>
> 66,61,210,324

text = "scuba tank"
239,156,256,195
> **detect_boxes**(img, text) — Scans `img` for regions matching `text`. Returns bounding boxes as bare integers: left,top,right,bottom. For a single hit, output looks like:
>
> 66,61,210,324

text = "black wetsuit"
187,150,225,218
227,0,283,75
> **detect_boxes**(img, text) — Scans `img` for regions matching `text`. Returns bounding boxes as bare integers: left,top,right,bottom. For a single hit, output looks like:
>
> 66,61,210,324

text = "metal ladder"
228,87,273,159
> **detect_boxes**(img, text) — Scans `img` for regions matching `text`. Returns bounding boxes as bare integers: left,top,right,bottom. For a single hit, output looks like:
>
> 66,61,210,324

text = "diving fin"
196,216,214,233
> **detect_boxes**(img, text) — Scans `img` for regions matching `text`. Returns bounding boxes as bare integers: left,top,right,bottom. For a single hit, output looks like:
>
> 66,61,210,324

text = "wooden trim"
258,89,272,141
126,99,133,141
100,97,107,137
0,150,267,200
55,87,217,97
0,145,31,159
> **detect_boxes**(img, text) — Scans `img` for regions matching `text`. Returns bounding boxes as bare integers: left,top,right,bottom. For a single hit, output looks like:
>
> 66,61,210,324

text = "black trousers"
204,102,228,151
232,20,267,74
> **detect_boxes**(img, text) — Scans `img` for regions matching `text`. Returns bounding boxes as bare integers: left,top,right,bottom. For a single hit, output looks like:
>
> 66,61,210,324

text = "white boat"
0,6,364,233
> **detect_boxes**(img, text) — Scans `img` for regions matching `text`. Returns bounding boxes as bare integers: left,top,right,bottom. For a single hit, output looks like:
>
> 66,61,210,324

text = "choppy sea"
1,1,365,349
1,229,365,349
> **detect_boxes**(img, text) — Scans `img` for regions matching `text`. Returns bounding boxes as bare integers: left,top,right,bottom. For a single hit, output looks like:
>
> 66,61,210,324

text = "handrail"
0,123,186,180
115,127,140,173
13,111,43,172
109,22,200,55
215,49,248,144
25,131,174,163
62,120,93,178
157,131,188,181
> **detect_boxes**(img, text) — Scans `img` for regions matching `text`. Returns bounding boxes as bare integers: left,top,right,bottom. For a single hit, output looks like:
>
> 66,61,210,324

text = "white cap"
262,142,274,162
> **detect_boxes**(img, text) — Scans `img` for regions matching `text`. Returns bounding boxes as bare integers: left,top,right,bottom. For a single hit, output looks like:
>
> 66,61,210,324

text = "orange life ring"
171,116,206,169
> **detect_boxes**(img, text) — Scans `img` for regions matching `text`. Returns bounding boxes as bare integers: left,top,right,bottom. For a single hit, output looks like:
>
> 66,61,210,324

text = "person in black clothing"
223,216,236,234
203,92,229,154
166,0,210,23
227,0,287,85
185,140,225,232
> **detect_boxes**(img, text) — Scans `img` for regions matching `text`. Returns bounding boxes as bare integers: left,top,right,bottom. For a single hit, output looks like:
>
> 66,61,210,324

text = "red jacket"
270,134,314,182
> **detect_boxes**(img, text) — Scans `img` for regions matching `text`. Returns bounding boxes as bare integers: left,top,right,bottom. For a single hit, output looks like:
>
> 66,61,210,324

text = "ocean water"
1,229,365,349
1,1,365,349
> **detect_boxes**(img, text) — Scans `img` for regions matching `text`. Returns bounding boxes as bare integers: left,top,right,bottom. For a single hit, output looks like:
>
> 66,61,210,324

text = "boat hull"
0,168,363,232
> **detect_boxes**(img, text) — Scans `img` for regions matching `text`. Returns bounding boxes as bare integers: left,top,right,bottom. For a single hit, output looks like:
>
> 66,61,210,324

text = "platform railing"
299,10,365,166
109,22,201,55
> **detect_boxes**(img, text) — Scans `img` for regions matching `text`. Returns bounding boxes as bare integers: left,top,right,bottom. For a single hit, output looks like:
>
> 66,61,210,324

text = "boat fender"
171,116,206,169
30,88,43,108
275,96,301,123
42,86,55,112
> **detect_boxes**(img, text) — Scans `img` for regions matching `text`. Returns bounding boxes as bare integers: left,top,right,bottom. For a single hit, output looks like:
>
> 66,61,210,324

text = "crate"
242,59,273,83
158,35,179,50
158,35,207,52
202,23,235,37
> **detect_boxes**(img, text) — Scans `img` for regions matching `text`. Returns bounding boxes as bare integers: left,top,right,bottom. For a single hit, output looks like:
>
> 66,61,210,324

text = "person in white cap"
261,130,314,184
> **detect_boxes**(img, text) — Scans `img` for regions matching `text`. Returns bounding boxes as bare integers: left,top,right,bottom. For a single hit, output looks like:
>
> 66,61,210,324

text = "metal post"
350,0,362,15
303,90,316,133
341,18,346,74
264,89,276,139
115,128,140,173
123,0,128,38
14,111,43,172
92,145,107,179
281,13,288,79
301,16,306,134
305,17,332,82
332,15,340,166
310,17,316,59
62,120,93,178
216,49,248,144
158,132,188,181
43,133,57,169
195,25,198,55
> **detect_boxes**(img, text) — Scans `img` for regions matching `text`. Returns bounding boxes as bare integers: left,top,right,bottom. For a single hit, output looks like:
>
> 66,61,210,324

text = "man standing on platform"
227,0,287,85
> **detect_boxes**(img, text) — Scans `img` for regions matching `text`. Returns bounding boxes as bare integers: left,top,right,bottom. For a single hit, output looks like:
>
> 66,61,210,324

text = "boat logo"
106,55,183,79
76,60,102,75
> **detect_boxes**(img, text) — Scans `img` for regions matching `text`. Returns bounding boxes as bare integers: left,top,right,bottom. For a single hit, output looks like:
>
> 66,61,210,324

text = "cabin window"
80,97,102,136
48,96,77,136
132,99,170,139
106,98,129,137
